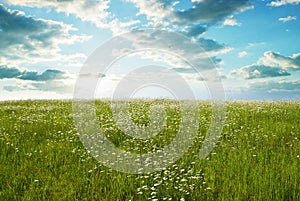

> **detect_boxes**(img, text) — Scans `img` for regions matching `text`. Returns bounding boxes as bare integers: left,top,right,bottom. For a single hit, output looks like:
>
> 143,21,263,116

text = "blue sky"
0,0,300,100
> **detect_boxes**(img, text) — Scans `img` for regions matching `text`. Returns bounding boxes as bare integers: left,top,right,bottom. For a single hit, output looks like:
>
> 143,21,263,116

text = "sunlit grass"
0,100,299,200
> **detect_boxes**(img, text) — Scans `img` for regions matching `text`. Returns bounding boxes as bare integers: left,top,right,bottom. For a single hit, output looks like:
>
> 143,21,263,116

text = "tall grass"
0,100,299,200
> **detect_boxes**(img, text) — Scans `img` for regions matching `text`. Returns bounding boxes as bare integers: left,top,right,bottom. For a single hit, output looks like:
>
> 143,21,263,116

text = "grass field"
0,100,299,201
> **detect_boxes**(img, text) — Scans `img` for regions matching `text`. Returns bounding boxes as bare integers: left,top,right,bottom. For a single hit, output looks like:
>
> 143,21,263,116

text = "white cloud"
231,51,300,79
124,0,172,27
0,65,75,94
223,16,240,26
268,0,300,6
3,0,144,35
278,16,297,22
0,5,90,66
231,64,291,79
180,24,207,37
259,51,300,70
125,0,252,26
123,31,232,71
0,65,73,81
107,19,141,35
3,0,111,28
174,0,253,24
238,51,248,58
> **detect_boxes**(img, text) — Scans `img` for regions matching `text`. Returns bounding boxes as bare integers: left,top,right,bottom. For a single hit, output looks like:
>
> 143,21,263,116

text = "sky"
0,0,300,100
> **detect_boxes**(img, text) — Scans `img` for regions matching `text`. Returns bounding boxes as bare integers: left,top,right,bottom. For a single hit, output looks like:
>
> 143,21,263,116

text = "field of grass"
0,100,299,200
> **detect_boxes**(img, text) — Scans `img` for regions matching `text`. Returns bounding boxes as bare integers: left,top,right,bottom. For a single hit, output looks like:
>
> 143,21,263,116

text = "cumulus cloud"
123,30,231,72
223,16,240,26
4,0,252,35
21,69,70,81
278,16,297,22
238,51,248,58
181,24,207,37
197,38,225,52
125,0,252,28
124,0,173,27
174,0,253,24
3,0,142,36
268,0,300,7
1,0,254,92
0,66,22,79
259,51,300,70
231,64,291,79
0,65,74,93
3,0,111,28
0,65,71,81
0,5,90,65
231,51,300,79
2,0,250,67
120,0,250,68
180,27,232,56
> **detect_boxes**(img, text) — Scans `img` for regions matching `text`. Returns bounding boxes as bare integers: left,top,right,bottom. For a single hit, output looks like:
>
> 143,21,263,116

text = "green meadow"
0,100,299,201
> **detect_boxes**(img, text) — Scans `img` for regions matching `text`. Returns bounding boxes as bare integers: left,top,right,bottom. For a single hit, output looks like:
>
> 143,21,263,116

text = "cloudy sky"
0,0,299,100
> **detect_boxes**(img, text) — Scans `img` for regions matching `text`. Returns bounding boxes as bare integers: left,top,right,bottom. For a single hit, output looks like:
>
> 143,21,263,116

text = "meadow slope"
0,100,299,200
